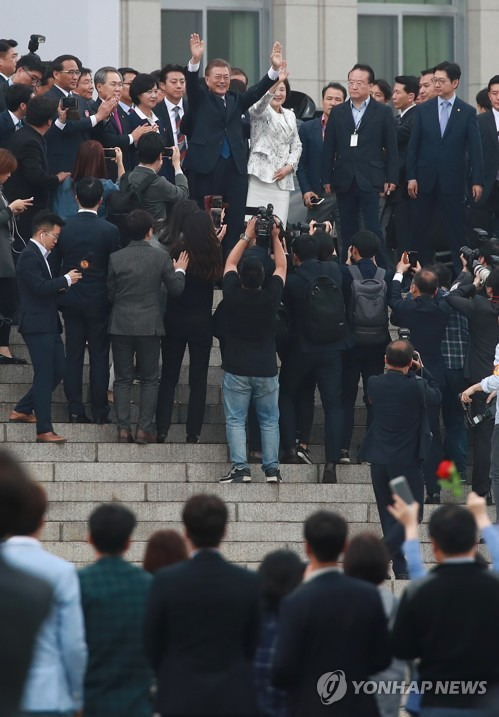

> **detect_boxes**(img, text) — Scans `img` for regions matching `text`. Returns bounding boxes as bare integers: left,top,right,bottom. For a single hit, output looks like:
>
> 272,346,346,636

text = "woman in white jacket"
246,63,302,228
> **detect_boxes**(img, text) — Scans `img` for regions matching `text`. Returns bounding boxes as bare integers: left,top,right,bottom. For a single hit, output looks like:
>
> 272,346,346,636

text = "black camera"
254,204,275,245
460,245,481,269
61,97,78,110
28,34,45,55
398,328,411,341
313,222,327,232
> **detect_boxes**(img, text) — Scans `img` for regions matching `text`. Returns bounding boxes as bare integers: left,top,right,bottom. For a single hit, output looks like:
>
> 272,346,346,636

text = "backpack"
105,171,157,232
299,265,346,344
347,265,388,345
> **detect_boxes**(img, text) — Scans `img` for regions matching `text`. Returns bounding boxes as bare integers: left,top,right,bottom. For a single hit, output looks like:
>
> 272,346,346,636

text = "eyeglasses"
42,231,60,241
59,69,82,77
21,67,41,87
432,77,449,85
348,80,369,88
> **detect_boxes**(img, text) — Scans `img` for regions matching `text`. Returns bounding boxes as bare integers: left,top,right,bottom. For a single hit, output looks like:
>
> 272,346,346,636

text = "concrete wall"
120,0,162,72
467,0,499,103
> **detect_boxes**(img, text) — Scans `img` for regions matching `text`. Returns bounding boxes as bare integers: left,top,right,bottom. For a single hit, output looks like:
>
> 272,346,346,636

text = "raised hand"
278,60,289,83
190,33,205,64
270,41,283,71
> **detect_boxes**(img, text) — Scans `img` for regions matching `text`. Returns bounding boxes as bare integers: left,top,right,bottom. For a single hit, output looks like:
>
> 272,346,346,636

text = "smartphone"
61,96,78,110
413,350,421,363
162,147,173,158
310,196,325,206
103,148,116,159
389,476,415,505
408,250,418,268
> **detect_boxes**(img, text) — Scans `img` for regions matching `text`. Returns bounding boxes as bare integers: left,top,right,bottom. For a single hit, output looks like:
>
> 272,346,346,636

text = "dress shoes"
117,429,134,443
135,429,156,444
36,432,67,444
156,433,167,444
69,413,92,424
9,410,36,423
0,354,27,365
322,463,338,484
425,493,441,505
94,416,112,425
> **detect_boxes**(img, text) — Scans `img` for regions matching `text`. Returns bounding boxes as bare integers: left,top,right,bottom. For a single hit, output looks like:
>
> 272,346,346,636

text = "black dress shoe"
394,572,409,580
156,433,167,444
322,463,338,484
0,354,27,365
94,416,112,425
186,434,199,444
425,493,441,505
69,413,92,424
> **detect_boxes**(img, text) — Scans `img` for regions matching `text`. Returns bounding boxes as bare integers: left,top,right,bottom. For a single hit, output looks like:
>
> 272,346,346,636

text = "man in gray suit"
107,209,188,443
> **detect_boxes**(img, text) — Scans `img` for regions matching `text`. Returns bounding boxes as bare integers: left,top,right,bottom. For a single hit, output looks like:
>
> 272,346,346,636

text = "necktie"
173,105,187,163
15,120,22,131
112,107,123,134
440,100,450,137
217,96,231,159
396,114,402,126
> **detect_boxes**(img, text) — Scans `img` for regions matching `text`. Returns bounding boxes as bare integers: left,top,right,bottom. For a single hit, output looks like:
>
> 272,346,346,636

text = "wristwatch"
240,233,250,243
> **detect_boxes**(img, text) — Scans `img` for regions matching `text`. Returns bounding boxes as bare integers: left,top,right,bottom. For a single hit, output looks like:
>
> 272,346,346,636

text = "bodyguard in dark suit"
406,61,484,271
272,510,391,717
144,494,261,717
155,64,189,184
0,84,32,149
183,33,283,253
476,76,499,233
361,340,441,577
11,211,82,442
50,178,120,424
322,63,398,265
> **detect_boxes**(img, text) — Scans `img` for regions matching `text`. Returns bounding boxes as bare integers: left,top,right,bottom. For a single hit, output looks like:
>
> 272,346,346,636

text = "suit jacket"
322,99,398,192
0,556,52,717
0,189,15,278
361,369,441,465
91,98,134,179
144,550,261,716
3,123,60,238
127,109,171,176
107,239,185,335
396,105,416,185
16,240,68,335
476,110,499,205
406,96,484,195
44,86,94,173
155,97,190,183
296,117,324,196
50,211,121,309
78,556,153,717
0,77,8,113
272,571,391,717
183,68,275,176
0,108,17,148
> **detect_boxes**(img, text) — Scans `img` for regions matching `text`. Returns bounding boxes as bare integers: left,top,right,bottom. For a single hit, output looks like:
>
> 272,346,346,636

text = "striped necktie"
173,105,187,163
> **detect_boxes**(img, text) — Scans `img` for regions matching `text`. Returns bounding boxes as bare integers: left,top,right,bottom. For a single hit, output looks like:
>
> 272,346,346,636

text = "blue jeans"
223,372,279,472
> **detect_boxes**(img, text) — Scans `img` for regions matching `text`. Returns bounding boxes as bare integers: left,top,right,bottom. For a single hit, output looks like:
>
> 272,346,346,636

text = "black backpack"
299,265,346,344
105,172,157,232
347,265,388,345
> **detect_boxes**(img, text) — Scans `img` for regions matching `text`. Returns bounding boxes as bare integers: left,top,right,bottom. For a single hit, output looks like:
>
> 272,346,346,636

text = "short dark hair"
124,209,154,241
205,59,231,77
486,267,499,296
429,262,452,290
51,54,82,74
5,83,32,112
26,96,58,127
421,67,436,77
476,88,492,111
429,504,476,555
394,75,419,100
386,339,414,368
372,78,392,102
16,53,43,74
292,234,318,262
351,229,379,258
349,63,375,85
159,63,186,84
79,67,92,77
478,239,499,266
118,66,138,79
316,232,335,261
413,268,438,296
143,529,188,573
343,533,390,586
31,210,65,235
182,494,228,548
129,73,158,105
487,75,499,92
231,67,249,85
259,550,305,611
11,481,47,536
239,256,265,289
136,131,165,164
75,177,104,207
434,61,461,83
0,39,17,58
322,82,347,100
0,450,35,539
89,503,136,554
304,510,348,562
229,78,246,94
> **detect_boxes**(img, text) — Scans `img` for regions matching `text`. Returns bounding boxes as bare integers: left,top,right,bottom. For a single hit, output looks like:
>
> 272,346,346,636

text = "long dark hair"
156,199,200,250
170,211,223,283
73,140,107,182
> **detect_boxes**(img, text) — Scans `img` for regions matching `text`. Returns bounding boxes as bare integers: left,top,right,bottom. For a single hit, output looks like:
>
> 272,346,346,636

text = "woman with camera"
156,210,223,444
246,62,302,228
53,140,124,219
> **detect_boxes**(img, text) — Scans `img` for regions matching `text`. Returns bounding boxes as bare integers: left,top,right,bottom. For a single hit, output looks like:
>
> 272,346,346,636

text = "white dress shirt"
54,84,98,131
164,97,184,146
30,238,72,286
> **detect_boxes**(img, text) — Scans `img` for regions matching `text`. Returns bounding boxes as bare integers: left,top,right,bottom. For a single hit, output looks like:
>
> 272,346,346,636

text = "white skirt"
246,174,290,228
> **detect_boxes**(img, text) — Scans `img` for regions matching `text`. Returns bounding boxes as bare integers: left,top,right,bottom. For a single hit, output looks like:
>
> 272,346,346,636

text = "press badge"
350,133,358,147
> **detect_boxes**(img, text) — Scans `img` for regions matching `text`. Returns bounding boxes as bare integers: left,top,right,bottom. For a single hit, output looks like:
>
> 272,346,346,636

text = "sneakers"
265,468,282,484
296,445,312,464
339,449,351,464
219,467,251,484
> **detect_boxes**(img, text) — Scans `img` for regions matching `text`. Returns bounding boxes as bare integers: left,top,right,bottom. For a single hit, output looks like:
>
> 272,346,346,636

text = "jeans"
441,368,467,477
491,424,499,522
223,372,279,472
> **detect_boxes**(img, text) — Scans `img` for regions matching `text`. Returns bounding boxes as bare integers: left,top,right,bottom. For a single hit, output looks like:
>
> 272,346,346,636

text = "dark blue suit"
14,240,68,434
154,98,190,184
45,86,94,173
91,99,134,180
50,212,120,420
0,109,17,148
406,96,484,269
127,109,172,180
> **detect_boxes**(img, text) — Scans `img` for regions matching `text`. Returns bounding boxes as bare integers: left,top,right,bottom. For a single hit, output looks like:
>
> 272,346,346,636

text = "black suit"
184,67,275,254
91,98,133,180
322,98,398,264
144,550,260,716
3,124,60,241
406,96,484,270
44,86,94,173
127,109,172,180
0,77,8,113
14,240,69,434
476,110,499,232
155,98,190,184
0,108,17,148
361,369,441,574
50,211,121,420
272,571,391,717
390,105,416,253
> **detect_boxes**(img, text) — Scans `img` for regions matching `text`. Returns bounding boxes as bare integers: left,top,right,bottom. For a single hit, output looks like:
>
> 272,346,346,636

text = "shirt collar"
350,96,370,111
77,209,98,215
400,104,416,118
8,110,19,126
165,97,183,113
134,105,159,124
30,237,49,259
0,73,9,82
5,536,41,547
438,94,456,108
304,566,339,583
493,108,499,122
54,84,70,97
119,101,132,114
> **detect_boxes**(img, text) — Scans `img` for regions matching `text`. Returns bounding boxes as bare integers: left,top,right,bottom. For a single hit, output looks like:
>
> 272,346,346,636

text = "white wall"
1,0,120,73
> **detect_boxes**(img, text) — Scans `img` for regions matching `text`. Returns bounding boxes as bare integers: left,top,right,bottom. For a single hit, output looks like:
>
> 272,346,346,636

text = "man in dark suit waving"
322,63,398,265
183,33,283,253
406,61,484,271
10,210,82,442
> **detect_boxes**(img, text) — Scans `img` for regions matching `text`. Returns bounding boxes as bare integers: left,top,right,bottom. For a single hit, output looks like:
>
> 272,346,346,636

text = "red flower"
436,460,453,480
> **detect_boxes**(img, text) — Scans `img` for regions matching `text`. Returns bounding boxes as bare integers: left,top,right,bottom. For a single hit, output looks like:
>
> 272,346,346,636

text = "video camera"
460,244,499,285
245,204,279,252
